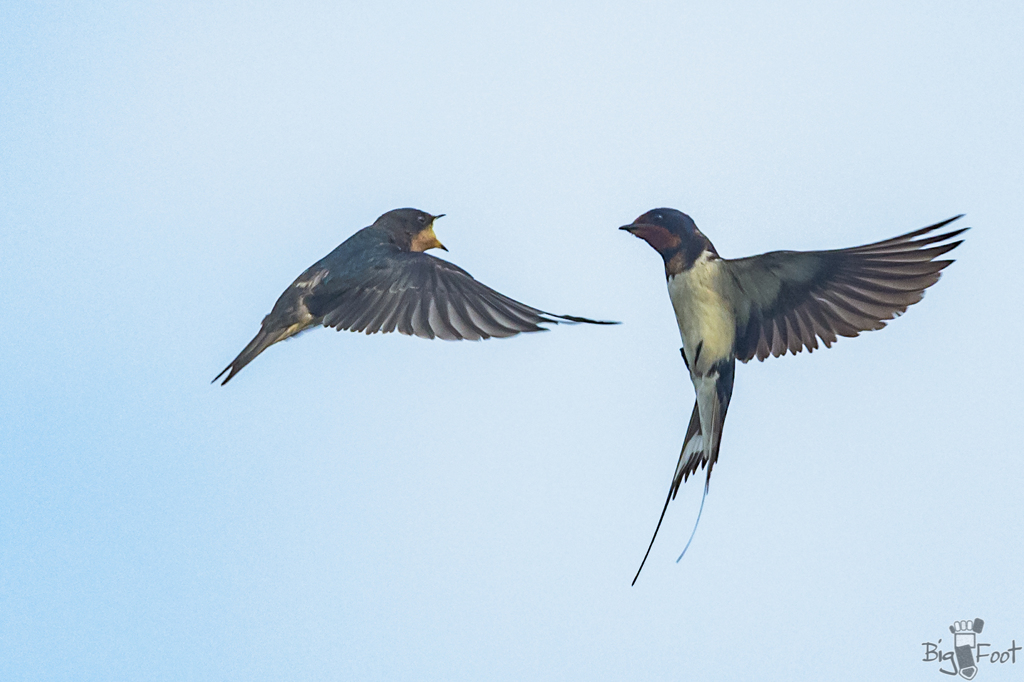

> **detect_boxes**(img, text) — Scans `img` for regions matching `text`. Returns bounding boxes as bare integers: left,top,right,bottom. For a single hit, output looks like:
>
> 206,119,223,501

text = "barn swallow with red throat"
621,208,966,583
214,208,616,385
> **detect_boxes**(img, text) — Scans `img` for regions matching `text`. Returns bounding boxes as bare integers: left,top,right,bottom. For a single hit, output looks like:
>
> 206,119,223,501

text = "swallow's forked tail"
630,480,711,585
213,327,285,385
676,485,708,563
632,484,674,586
632,403,707,586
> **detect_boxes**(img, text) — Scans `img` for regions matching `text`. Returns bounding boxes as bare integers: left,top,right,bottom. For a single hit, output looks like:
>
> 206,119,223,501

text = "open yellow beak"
410,221,447,252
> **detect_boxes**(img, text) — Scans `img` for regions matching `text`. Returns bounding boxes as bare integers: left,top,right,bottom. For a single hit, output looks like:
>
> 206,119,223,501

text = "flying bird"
621,208,966,582
215,208,616,384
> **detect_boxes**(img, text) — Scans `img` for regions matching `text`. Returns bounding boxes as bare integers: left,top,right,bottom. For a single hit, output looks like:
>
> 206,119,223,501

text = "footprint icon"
949,619,985,680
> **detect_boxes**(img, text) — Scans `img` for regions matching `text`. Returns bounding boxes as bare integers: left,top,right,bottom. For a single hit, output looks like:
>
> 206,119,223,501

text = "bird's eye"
655,213,663,221
417,216,426,224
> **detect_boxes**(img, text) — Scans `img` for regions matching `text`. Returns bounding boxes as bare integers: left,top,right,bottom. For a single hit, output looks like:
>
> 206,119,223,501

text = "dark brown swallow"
622,208,966,582
215,208,617,384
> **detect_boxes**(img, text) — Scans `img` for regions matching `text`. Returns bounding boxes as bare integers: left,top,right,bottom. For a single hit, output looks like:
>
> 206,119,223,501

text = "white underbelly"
667,256,735,374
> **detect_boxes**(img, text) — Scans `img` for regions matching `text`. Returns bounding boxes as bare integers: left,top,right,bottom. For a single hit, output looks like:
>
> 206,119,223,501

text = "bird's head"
620,208,715,271
375,208,448,252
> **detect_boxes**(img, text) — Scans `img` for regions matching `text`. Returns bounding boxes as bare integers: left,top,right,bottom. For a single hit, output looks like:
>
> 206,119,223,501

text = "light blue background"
2,1,1022,680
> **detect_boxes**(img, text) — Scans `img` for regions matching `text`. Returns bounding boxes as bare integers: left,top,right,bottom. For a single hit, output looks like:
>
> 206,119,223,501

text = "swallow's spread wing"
723,216,967,362
308,251,613,340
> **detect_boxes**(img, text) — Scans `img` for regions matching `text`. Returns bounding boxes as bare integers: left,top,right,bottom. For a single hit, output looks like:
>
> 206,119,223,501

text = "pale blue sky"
2,1,1022,680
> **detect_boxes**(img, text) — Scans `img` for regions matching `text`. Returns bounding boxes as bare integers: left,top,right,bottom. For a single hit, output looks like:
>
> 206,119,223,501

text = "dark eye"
417,215,426,224
655,213,663,221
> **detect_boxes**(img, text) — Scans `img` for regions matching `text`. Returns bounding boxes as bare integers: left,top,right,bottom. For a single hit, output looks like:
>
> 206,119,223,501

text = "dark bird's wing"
725,216,967,362
308,250,616,340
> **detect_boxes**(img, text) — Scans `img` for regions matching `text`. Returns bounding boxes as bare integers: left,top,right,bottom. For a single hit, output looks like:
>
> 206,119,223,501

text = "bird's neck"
665,237,716,277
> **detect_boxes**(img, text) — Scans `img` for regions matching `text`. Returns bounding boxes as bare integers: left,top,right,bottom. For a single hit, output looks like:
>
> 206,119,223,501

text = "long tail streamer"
675,484,708,563
631,486,673,586
632,483,710,585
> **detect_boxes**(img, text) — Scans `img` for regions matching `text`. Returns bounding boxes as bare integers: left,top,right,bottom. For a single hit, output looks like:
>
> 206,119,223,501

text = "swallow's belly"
667,256,735,375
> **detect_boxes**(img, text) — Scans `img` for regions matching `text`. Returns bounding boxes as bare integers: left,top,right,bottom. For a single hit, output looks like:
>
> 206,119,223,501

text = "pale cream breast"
667,253,735,374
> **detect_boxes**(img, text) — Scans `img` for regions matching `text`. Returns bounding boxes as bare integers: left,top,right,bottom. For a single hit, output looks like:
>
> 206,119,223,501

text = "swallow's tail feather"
213,326,289,385
632,400,703,586
670,360,735,498
693,359,735,489
676,483,708,563
671,402,705,499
